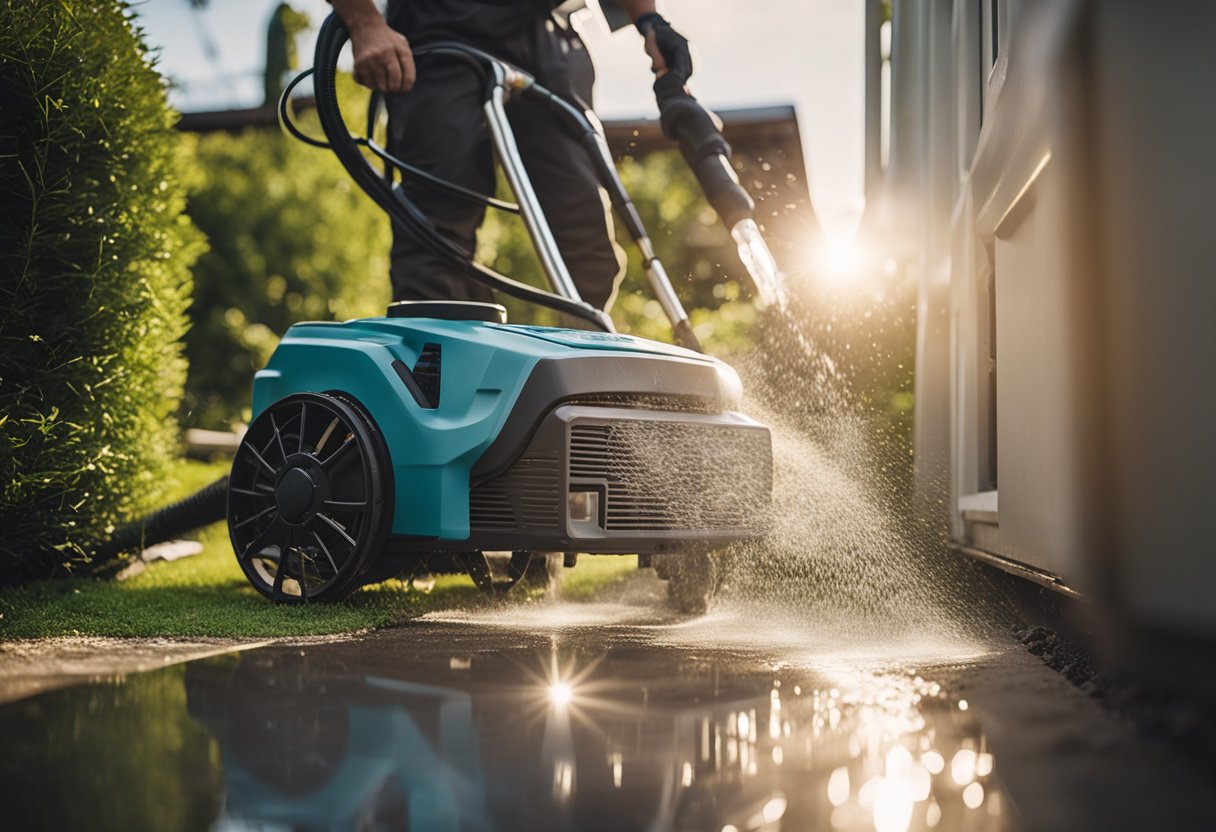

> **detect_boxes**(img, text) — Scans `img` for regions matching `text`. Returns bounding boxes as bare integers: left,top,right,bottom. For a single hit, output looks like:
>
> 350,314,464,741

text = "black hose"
309,14,613,331
517,83,705,354
94,476,229,562
519,83,650,242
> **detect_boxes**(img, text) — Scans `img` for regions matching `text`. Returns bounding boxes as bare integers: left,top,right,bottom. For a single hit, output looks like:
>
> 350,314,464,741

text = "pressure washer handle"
301,16,614,333
655,74,755,229
295,17,699,350
520,83,704,354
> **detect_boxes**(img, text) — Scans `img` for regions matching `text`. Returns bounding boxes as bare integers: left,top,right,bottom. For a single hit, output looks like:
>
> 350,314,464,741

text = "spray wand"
651,71,789,310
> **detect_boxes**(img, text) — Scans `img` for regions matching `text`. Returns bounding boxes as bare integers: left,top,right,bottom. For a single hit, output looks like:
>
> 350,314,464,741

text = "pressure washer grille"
469,453,561,530
569,420,771,532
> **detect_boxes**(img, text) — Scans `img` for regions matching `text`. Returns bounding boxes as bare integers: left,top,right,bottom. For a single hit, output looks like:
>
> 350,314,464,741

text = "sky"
134,0,864,235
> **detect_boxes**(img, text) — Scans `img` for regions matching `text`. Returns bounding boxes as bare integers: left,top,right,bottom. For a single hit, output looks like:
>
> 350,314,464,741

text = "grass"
0,461,637,640
556,554,641,601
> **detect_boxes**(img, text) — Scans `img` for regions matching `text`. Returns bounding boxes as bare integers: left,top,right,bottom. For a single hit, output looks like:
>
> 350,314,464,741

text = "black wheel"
663,551,719,615
228,392,393,603
458,551,561,595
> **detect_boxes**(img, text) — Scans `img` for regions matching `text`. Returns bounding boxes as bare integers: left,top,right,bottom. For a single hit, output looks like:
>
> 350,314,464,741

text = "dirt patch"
1013,623,1101,687
0,633,361,705
1012,622,1216,774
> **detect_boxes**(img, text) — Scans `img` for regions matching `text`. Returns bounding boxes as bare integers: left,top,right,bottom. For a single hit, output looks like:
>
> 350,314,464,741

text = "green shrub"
0,0,202,582
181,82,391,429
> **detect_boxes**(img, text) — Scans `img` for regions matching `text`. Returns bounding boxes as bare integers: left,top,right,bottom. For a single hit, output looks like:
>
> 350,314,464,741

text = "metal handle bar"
305,14,702,350
307,14,614,332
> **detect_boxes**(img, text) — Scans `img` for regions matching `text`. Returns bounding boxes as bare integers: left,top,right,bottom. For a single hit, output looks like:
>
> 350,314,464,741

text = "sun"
815,235,863,282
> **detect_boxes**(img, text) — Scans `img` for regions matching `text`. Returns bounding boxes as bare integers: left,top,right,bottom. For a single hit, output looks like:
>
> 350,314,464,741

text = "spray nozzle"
732,218,788,311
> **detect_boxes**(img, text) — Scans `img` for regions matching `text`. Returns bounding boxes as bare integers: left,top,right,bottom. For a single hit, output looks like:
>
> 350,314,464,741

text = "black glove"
635,12,692,82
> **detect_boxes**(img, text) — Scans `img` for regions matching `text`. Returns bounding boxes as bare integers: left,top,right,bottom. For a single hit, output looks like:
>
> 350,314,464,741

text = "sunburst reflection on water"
417,599,1008,831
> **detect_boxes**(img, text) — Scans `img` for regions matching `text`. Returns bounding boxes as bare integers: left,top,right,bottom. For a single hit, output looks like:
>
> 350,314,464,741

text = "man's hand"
349,17,416,92
331,0,415,92
636,13,692,82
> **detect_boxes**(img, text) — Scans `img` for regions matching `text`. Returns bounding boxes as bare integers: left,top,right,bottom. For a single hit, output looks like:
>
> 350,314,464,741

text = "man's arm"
330,0,415,92
617,0,658,18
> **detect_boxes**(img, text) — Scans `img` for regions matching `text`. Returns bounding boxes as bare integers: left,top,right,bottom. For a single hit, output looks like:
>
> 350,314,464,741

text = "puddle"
424,599,667,630
0,622,1012,831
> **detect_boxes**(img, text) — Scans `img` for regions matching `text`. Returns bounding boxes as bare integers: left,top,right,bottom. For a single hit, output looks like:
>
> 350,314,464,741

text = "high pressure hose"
93,475,229,564
516,82,705,352
309,14,614,332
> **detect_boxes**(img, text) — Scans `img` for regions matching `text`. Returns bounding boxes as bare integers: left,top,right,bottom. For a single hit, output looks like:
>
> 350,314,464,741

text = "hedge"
0,0,202,582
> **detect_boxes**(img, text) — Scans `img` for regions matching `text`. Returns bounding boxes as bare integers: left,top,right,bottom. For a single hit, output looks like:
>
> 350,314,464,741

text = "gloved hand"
635,13,692,83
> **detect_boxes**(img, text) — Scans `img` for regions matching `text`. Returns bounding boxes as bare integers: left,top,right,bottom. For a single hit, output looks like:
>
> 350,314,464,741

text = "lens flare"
549,681,573,706
815,236,863,282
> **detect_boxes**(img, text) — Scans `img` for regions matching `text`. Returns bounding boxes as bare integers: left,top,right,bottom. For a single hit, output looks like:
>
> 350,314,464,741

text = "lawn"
0,461,637,639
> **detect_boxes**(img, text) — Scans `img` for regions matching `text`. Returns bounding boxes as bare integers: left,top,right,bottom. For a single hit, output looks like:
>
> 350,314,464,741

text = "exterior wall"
1087,4,1216,638
867,0,1216,647
964,1,1096,584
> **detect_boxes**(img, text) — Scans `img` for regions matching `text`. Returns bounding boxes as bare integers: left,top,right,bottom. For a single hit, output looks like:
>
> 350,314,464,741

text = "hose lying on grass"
94,477,229,567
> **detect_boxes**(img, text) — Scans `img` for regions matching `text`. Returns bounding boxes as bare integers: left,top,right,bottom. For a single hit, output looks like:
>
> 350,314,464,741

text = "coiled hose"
310,14,612,331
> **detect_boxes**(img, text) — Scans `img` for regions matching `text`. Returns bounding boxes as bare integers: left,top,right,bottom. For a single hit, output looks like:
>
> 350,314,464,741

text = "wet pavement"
2,590,1214,831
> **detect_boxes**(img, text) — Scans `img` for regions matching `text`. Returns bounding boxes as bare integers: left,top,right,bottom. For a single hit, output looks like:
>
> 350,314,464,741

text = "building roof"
177,99,816,235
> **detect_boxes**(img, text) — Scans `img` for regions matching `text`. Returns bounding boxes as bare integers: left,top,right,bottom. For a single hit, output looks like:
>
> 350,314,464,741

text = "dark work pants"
385,18,626,310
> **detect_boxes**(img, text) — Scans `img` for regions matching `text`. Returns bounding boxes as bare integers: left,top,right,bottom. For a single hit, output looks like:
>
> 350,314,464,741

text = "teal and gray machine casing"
253,308,770,559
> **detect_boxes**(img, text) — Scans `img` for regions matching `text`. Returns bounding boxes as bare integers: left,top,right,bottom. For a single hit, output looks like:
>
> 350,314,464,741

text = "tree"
264,3,311,106
181,80,392,429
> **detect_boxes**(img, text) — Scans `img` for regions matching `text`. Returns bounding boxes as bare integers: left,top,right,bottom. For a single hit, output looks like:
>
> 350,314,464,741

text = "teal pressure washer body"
233,302,770,601
252,311,765,545
216,14,776,604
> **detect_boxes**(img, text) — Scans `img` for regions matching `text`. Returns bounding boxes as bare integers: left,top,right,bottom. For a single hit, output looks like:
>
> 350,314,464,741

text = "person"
329,0,692,311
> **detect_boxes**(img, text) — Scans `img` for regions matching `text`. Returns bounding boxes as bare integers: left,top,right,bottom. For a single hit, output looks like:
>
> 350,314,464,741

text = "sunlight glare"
549,681,573,706
816,235,863,282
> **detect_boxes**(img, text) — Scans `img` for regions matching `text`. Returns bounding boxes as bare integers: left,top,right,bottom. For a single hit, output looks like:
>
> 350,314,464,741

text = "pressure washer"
111,13,783,612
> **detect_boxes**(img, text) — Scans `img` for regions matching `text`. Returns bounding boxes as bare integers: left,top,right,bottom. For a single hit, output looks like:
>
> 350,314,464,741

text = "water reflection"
183,633,1010,831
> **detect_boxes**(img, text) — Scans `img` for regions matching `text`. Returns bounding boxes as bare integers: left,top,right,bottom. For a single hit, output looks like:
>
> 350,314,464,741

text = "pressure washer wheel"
228,392,393,603
658,551,719,615
459,551,561,595
521,552,563,590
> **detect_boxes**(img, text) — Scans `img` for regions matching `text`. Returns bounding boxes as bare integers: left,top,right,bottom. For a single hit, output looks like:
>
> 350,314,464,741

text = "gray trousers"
385,19,626,310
